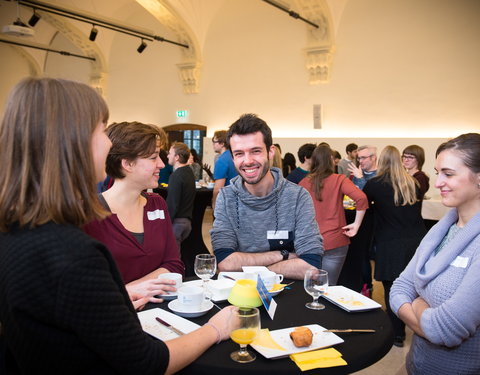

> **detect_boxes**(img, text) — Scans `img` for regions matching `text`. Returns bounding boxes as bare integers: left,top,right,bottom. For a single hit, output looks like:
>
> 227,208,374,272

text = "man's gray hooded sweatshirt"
211,167,324,267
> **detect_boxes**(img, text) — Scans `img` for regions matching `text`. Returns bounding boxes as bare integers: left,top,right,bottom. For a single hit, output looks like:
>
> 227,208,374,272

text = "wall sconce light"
137,39,147,53
28,9,40,27
89,25,98,41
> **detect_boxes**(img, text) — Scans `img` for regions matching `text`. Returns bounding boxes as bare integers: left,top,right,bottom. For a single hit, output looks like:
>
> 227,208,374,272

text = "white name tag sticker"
450,256,469,268
147,209,165,221
267,230,289,240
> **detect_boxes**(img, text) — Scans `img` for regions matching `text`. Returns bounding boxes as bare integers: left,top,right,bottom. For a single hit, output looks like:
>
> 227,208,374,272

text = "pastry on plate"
289,326,313,347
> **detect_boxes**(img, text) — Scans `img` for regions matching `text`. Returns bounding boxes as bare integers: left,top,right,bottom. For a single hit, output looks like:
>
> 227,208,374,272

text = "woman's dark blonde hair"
0,78,109,231
376,146,419,206
308,144,335,201
105,122,165,179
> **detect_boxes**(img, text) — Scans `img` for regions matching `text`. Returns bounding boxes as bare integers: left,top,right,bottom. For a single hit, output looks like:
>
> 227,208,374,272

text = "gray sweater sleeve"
211,188,238,252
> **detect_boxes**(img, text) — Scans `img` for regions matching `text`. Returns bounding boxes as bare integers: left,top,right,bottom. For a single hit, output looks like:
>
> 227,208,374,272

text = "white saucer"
168,299,214,318
268,287,285,297
158,292,178,300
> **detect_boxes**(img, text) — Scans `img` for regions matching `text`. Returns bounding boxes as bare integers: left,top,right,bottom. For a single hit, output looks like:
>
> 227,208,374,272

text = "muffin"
289,326,313,347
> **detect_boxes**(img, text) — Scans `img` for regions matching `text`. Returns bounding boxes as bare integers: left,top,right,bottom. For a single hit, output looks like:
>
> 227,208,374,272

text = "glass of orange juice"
230,307,260,363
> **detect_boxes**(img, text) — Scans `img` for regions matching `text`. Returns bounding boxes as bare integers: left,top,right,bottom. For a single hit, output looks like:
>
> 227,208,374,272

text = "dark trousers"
382,280,405,338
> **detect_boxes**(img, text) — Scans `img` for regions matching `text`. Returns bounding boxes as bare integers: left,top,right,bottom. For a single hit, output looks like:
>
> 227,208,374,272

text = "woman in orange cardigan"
300,144,368,285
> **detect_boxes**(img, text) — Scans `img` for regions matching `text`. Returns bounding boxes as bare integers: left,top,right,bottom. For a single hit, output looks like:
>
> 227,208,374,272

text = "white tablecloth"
422,198,450,221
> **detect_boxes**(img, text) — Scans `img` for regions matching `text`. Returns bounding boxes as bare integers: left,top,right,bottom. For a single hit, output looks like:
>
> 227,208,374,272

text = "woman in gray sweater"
390,133,480,374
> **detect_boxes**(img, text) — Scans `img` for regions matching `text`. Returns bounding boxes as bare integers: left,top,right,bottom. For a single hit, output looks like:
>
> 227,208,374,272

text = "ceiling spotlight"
28,10,40,27
137,39,147,53
89,25,98,41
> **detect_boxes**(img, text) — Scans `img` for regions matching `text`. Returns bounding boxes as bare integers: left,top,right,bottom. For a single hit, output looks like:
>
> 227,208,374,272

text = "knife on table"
155,317,185,336
323,329,376,333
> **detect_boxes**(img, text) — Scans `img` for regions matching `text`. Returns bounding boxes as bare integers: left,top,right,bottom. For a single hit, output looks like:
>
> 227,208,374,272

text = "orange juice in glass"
230,307,260,363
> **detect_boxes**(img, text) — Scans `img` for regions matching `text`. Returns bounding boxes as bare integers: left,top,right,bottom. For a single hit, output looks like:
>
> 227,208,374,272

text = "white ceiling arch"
39,12,108,93
136,0,204,94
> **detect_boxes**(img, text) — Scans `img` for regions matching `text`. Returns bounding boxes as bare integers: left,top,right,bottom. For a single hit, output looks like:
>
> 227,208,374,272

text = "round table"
146,279,394,374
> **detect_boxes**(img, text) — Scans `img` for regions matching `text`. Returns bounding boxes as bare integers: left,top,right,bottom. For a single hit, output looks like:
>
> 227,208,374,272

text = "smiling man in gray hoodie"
210,114,323,280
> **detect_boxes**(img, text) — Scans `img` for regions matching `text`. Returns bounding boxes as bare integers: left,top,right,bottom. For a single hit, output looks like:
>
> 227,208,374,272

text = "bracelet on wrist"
204,322,222,344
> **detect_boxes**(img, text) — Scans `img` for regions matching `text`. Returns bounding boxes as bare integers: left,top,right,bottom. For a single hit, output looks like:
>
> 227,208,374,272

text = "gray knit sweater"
390,209,480,374
211,167,323,266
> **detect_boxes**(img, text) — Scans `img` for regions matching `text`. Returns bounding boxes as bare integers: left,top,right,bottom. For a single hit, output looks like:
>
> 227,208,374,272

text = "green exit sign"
176,110,188,118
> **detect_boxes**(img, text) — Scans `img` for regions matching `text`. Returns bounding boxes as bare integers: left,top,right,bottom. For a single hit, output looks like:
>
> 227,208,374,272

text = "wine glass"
230,307,261,363
194,254,217,299
304,269,328,310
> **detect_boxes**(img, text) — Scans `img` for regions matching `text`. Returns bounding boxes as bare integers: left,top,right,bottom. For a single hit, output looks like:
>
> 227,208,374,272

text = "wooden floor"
202,207,410,374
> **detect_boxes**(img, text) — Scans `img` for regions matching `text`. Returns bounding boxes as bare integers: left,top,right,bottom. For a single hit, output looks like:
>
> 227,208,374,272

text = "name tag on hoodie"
147,209,165,221
267,230,289,240
450,256,469,268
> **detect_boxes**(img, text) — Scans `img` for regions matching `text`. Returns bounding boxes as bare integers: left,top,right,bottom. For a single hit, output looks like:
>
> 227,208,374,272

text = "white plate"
268,287,285,297
157,292,178,300
138,307,200,340
242,266,270,274
250,324,344,359
168,299,214,318
217,271,247,281
321,285,382,312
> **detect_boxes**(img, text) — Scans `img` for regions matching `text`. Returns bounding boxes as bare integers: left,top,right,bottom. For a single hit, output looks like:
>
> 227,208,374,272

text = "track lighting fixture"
137,39,147,53
89,25,98,41
28,9,40,27
17,0,189,49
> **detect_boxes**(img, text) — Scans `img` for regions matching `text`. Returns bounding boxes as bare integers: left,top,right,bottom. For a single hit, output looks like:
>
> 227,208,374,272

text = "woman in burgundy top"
84,122,184,305
300,144,368,285
402,144,430,198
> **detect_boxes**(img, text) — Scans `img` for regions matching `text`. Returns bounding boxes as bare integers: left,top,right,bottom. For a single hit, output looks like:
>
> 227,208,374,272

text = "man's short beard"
241,161,270,185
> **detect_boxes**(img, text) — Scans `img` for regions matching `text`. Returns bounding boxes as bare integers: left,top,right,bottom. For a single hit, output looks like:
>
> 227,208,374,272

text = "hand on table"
129,292,150,311
126,278,177,304
207,306,239,342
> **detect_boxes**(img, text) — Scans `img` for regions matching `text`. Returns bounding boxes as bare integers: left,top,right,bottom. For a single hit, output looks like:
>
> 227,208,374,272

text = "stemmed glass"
194,254,217,299
304,269,328,310
230,307,261,363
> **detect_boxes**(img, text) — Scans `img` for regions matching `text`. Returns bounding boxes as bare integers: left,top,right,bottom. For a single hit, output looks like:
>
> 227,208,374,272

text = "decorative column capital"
90,72,108,97
305,46,334,84
176,61,202,94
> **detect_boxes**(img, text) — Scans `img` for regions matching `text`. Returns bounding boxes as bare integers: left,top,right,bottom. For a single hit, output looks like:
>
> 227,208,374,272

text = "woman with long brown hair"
300,144,368,285
363,145,426,348
0,78,236,374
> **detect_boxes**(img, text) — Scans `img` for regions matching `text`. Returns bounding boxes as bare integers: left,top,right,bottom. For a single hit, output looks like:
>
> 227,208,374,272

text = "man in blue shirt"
212,130,237,209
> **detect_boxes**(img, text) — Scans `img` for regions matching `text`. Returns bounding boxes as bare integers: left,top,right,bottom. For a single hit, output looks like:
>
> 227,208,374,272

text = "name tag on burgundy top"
147,209,165,220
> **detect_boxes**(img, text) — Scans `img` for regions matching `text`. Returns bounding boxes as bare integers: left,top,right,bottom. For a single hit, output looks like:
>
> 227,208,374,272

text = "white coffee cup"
260,271,284,290
207,182,215,189
158,272,183,292
177,286,204,311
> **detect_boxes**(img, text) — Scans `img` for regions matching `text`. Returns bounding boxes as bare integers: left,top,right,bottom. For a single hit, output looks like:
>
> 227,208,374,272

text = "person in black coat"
364,145,426,348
